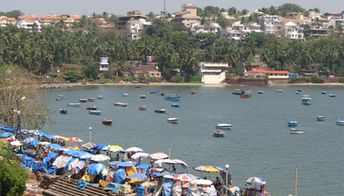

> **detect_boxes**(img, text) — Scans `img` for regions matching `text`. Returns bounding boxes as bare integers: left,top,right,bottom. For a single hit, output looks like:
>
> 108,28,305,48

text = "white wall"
202,72,226,84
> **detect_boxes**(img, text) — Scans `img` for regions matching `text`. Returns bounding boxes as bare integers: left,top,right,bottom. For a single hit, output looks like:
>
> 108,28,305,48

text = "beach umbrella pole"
89,127,92,143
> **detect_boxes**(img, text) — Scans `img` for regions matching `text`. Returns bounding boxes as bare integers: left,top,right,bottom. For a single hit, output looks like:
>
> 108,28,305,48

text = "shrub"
186,75,201,83
339,77,344,83
310,76,324,83
63,68,81,83
171,75,184,83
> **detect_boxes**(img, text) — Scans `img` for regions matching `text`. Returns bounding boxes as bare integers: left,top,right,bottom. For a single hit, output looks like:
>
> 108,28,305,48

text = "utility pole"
163,0,166,13
295,167,298,196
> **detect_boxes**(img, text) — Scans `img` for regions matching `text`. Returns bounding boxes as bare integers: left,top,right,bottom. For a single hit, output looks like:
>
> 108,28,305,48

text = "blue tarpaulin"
21,155,35,168
162,178,174,196
43,152,57,164
0,126,17,132
28,140,40,147
88,163,106,175
109,161,134,168
91,144,107,151
113,168,126,184
46,143,64,151
0,132,13,138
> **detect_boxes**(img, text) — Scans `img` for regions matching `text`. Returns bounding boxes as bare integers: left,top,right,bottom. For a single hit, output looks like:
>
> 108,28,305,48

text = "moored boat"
288,120,298,127
276,89,284,93
67,103,80,107
154,109,166,114
79,99,87,103
171,103,180,108
122,93,128,97
240,90,252,99
289,128,307,134
97,95,104,99
336,119,344,126
102,119,112,125
213,130,225,137
165,96,181,102
321,91,327,94
56,95,64,101
329,94,336,97
139,106,147,111
149,90,159,94
86,106,97,110
257,90,264,94
167,117,178,123
59,109,67,114
317,116,325,121
140,94,146,99
216,123,232,130
87,98,95,102
191,89,196,94
89,110,101,115
301,95,312,105
114,102,128,107
232,89,243,95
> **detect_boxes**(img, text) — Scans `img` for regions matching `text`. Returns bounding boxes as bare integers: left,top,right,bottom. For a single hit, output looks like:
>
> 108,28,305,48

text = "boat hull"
139,106,147,111
114,103,128,107
59,109,67,114
213,131,225,137
102,120,112,125
154,109,166,114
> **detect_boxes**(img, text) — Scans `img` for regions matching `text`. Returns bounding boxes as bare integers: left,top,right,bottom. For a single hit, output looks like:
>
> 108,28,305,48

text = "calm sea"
43,86,344,196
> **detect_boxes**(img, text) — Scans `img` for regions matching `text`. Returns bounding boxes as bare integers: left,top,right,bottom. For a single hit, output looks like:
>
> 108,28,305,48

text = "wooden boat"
191,89,196,94
336,119,344,126
213,130,225,137
97,95,104,99
102,119,112,125
301,95,312,105
139,106,147,111
149,90,159,94
140,94,146,99
87,98,95,102
160,92,165,96
317,116,325,121
122,93,128,97
276,89,284,93
216,123,232,130
232,89,243,95
89,110,101,115
114,102,128,107
86,106,97,110
257,90,264,94
296,89,302,92
289,128,307,134
288,120,298,127
67,103,80,107
79,99,87,103
167,117,178,124
321,91,327,94
329,94,336,97
240,90,252,99
295,91,301,94
56,95,64,101
59,109,67,114
154,109,166,114
165,96,181,102
171,103,180,108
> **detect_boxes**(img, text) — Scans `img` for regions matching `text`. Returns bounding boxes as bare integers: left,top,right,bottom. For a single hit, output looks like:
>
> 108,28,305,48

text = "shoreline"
40,81,344,89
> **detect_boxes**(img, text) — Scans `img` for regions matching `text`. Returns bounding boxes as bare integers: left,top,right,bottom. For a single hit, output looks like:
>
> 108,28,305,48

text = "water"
43,86,344,196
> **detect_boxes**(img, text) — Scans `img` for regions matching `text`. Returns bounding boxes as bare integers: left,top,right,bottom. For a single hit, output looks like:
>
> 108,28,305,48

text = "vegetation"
0,142,28,196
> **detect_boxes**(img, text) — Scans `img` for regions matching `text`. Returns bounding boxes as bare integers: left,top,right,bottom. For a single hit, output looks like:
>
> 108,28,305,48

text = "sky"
0,0,343,16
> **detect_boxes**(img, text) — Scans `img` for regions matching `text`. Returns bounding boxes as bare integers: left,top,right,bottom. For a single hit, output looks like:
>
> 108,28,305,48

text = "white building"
16,20,42,32
199,62,229,84
190,22,221,35
260,15,281,34
99,57,110,72
127,18,152,40
284,22,304,40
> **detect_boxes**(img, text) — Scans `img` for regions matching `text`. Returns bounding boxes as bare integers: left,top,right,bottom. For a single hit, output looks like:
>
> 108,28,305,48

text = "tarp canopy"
91,144,107,151
113,168,126,184
88,163,106,175
109,161,134,168
0,132,14,138
43,152,57,164
0,126,17,132
46,143,64,151
127,173,147,183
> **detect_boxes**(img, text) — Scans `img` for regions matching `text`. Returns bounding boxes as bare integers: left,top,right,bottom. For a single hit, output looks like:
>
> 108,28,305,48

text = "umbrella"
69,137,83,143
88,163,106,175
149,152,169,160
46,143,64,151
136,164,151,170
68,159,86,171
109,161,134,168
91,144,107,151
52,155,72,168
155,159,188,168
194,165,220,173
102,145,123,152
191,179,213,186
78,151,94,159
64,149,80,157
125,147,143,152
10,140,22,146
246,177,266,187
173,159,188,168
90,154,110,162
0,132,13,138
127,173,148,183
53,135,70,141
131,152,150,160
82,142,96,150
174,173,196,182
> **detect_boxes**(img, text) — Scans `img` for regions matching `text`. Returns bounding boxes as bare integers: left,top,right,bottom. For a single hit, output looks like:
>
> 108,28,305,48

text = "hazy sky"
0,0,343,16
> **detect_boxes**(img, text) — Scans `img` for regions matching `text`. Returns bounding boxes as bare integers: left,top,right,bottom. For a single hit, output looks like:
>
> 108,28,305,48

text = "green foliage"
63,68,81,82
310,76,324,83
0,142,28,196
186,75,201,83
171,75,184,83
84,62,99,80
0,10,23,18
339,77,344,83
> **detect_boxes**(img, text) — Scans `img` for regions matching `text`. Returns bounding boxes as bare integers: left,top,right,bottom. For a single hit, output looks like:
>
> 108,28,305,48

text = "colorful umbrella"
127,173,148,183
88,163,106,175
69,137,83,143
174,173,196,182
109,161,134,168
52,155,72,168
125,147,143,152
102,145,123,152
131,152,150,160
246,177,266,187
90,154,110,162
10,140,22,146
82,142,96,150
190,179,213,186
194,165,220,173
149,152,169,160
53,135,70,141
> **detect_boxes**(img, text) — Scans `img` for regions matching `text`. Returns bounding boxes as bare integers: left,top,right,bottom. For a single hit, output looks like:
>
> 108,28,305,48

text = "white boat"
216,123,232,130
276,89,284,93
329,94,336,97
289,128,307,134
114,102,128,107
89,110,101,115
67,103,80,107
336,119,344,126
140,94,146,99
301,95,312,105
167,118,178,123
317,116,325,121
122,93,128,97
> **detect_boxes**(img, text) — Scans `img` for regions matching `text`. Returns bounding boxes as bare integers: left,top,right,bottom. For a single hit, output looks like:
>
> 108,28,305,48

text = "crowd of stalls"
1,126,269,196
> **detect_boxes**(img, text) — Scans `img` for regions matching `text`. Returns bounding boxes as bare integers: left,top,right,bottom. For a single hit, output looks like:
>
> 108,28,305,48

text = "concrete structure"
304,22,328,38
190,22,221,35
260,15,282,34
247,68,290,79
117,10,147,29
16,20,42,32
284,22,304,40
124,60,161,79
173,4,201,28
127,18,151,40
0,16,16,27
99,57,110,72
199,62,229,84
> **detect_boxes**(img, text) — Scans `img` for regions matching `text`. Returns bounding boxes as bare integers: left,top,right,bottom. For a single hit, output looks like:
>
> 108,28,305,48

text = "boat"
89,110,101,115
154,109,166,114
317,116,326,121
114,102,128,107
139,106,147,111
289,128,307,134
232,89,243,95
167,118,178,123
149,90,159,94
122,93,128,97
301,95,312,105
288,120,298,127
86,106,97,110
56,95,64,101
59,109,67,114
216,123,232,130
213,130,225,137
97,95,104,99
329,94,336,97
257,90,264,94
67,103,80,107
240,90,252,99
87,98,95,102
321,91,327,94
102,119,112,125
295,91,301,94
296,89,302,92
276,89,284,93
160,93,165,96
165,96,181,102
140,94,146,99
336,119,344,126
191,89,196,94
171,103,180,108
79,99,87,103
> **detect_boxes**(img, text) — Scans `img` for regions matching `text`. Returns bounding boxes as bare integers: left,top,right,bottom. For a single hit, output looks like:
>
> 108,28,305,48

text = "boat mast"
294,167,298,196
